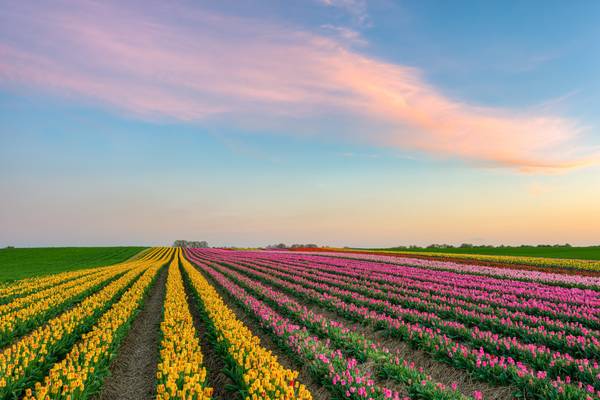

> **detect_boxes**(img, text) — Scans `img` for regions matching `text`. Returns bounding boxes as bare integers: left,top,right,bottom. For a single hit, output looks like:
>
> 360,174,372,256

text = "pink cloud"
0,0,596,171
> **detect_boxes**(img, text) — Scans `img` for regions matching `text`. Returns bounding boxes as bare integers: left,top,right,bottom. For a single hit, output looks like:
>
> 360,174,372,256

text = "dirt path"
188,263,332,400
95,266,167,400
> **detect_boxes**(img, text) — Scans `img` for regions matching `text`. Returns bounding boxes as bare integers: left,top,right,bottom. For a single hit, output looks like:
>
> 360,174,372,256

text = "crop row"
0,263,131,347
370,250,600,273
0,247,321,400
188,249,600,400
301,250,600,287
240,253,600,393
156,250,212,399
244,253,600,355
0,268,101,304
13,245,592,400
186,251,477,400
180,254,312,400
242,251,600,334
255,254,600,313
0,248,173,399
0,266,110,316
0,247,166,304
23,259,163,399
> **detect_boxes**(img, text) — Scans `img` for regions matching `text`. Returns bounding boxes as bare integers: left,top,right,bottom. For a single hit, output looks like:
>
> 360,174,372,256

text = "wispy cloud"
321,24,367,46
0,0,596,172
317,0,370,27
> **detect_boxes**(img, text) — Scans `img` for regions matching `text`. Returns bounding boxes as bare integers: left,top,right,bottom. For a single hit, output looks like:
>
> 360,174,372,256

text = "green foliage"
0,247,146,281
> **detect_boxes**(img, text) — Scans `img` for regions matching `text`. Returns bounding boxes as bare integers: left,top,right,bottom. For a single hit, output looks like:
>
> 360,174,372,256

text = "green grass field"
0,247,147,281
373,245,600,261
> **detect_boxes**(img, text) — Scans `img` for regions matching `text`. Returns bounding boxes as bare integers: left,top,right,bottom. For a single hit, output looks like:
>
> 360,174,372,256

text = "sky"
1,0,600,247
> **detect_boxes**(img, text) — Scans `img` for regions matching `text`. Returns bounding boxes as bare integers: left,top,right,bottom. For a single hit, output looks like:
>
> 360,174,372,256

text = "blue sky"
1,0,599,247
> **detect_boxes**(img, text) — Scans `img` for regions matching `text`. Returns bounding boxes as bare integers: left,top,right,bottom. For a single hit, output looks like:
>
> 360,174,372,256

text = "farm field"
0,247,147,281
373,245,600,260
305,247,600,274
2,247,599,400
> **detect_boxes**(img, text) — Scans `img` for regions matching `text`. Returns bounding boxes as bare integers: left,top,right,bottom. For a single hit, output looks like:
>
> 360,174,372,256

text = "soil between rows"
95,266,168,400
188,262,332,400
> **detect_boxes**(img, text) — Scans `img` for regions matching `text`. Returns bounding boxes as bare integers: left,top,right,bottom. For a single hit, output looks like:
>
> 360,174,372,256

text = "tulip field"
0,247,599,400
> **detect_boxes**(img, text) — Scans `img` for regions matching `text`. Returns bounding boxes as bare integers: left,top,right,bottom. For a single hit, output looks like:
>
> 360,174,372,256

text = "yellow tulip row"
0,267,100,302
137,247,173,263
22,253,170,399
0,248,164,303
0,266,111,317
0,263,150,397
156,250,212,400
0,264,131,341
180,256,312,400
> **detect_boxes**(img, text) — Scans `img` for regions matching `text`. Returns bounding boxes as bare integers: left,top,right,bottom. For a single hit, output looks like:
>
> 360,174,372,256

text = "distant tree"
459,243,473,248
427,244,448,249
173,240,209,248
289,243,319,249
266,243,288,249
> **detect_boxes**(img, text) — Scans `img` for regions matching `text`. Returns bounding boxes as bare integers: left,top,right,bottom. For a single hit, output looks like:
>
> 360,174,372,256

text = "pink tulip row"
187,249,600,399
202,251,600,386
216,253,600,388
244,251,600,331
272,256,599,342
213,251,600,353
187,252,480,399
285,251,600,289
262,252,600,311
185,256,458,400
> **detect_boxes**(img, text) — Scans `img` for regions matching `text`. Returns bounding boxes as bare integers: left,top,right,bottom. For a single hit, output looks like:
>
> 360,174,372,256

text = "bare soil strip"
96,266,168,400
188,262,332,400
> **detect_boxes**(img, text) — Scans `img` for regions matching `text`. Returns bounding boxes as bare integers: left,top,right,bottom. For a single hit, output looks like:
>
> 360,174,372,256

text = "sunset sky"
1,0,600,247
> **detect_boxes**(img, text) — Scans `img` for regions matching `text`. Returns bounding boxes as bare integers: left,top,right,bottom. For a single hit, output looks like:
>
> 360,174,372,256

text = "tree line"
173,240,209,248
